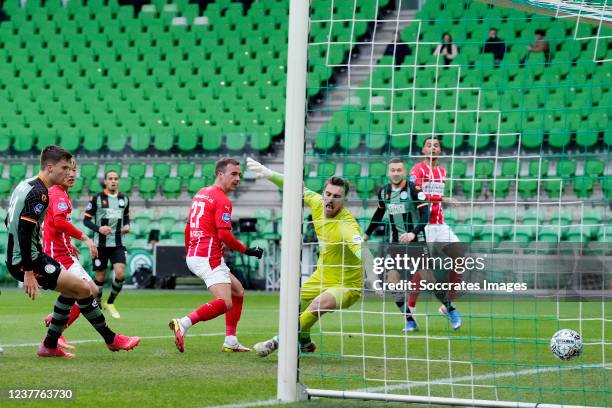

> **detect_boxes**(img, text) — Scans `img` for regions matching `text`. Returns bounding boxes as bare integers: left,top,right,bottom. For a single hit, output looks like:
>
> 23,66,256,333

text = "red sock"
65,304,81,328
449,271,462,302
408,272,422,309
188,298,228,325
225,295,243,336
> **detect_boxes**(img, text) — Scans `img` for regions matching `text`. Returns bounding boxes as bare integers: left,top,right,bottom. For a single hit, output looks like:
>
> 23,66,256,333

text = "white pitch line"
0,332,225,348
201,364,612,408
205,399,281,408
359,363,612,394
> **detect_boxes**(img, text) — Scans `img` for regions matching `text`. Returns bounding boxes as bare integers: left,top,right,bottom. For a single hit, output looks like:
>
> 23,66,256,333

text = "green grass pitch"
0,288,609,407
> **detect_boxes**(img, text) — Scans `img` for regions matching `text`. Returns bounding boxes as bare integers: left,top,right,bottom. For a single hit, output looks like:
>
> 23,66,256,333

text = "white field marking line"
205,399,281,408
0,332,226,348
358,363,612,394
203,363,612,408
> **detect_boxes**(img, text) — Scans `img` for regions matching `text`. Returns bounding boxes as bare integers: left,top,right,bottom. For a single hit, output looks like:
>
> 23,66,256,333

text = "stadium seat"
119,177,133,194
356,178,376,200
187,177,207,196
584,159,605,177
177,162,196,184
128,163,147,181
572,176,595,198
556,159,576,178
138,177,158,200
153,163,172,181
162,177,182,199
305,177,324,193
317,161,336,178
79,163,99,182
9,163,28,180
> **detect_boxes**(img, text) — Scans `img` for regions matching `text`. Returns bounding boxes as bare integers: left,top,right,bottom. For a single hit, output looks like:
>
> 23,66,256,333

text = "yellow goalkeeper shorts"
300,280,361,310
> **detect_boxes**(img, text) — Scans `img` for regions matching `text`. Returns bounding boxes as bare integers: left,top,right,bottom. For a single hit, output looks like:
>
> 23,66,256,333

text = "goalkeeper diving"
247,158,366,357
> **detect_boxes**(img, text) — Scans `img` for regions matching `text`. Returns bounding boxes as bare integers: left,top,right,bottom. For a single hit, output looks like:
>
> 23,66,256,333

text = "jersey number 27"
189,201,206,228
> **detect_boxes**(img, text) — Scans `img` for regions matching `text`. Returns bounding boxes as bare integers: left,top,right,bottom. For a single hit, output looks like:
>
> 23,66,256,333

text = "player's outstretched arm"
246,157,284,189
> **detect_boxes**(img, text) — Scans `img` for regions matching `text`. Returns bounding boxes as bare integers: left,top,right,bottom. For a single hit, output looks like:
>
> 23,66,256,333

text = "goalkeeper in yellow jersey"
247,158,364,357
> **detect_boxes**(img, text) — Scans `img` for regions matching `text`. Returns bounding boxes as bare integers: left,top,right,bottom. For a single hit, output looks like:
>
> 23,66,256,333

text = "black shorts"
93,246,127,271
7,253,62,291
383,241,430,281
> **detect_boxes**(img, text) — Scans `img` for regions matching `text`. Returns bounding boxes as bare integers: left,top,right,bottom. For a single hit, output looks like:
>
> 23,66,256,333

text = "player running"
407,137,463,330
363,158,431,332
42,158,100,349
247,158,365,357
5,145,140,358
168,158,264,353
83,170,130,318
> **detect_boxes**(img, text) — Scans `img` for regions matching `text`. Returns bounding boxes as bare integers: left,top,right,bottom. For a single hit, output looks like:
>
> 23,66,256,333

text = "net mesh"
299,0,611,405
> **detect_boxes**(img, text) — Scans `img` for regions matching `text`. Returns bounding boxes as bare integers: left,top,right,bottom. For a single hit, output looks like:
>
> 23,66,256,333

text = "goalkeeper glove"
246,157,274,179
245,246,264,259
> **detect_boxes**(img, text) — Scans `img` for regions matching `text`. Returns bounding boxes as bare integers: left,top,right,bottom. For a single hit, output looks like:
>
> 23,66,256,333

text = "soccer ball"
550,329,582,361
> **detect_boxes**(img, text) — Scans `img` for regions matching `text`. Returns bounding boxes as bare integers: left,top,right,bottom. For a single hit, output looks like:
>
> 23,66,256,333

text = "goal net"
279,0,612,406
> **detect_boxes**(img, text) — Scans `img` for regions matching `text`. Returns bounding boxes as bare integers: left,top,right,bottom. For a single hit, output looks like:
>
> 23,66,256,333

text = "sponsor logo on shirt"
222,212,231,223
422,181,445,196
399,191,409,200
105,209,123,219
118,199,125,207
352,234,362,244
34,203,45,214
57,202,69,211
195,194,214,203
388,203,406,215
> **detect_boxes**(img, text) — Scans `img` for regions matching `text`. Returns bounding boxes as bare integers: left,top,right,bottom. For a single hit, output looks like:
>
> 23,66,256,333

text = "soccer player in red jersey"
42,158,100,349
407,138,464,330
169,158,264,353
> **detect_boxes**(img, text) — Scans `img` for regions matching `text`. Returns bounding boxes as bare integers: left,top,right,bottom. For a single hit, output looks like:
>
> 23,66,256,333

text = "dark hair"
40,145,72,169
325,176,350,196
441,32,453,42
489,27,498,32
422,136,440,147
535,29,546,36
104,170,119,179
215,157,241,176
388,158,404,166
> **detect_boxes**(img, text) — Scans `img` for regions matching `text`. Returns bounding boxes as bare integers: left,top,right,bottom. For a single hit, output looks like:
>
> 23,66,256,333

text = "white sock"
179,316,192,334
225,335,238,346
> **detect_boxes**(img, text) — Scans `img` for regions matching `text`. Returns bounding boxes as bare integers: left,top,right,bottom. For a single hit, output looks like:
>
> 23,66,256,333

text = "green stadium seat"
88,178,103,195
556,159,576,178
544,178,564,198
177,162,196,184
9,163,28,180
317,161,336,178
128,163,147,181
572,176,595,198
474,160,494,178
582,207,603,238
462,180,482,199
153,163,171,181
602,177,612,200
342,162,361,182
105,163,122,177
0,178,12,199
528,160,549,177
356,178,376,200
187,177,207,196
305,177,324,193
138,177,158,200
118,177,133,194
518,178,538,199
494,179,511,199
584,159,605,177
79,163,98,182
162,177,182,199
177,128,199,152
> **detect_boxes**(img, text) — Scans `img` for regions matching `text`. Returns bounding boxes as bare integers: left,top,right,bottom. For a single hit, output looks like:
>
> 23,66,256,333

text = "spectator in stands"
521,29,551,66
384,33,413,66
433,33,459,65
482,28,506,67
